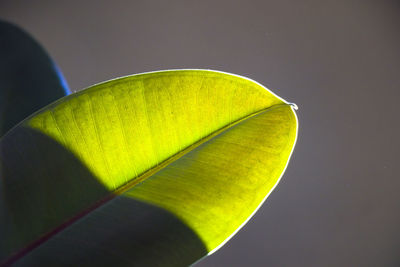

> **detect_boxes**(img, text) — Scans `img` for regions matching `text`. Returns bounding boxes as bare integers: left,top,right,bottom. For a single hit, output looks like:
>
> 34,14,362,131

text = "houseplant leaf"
0,20,69,137
0,69,298,266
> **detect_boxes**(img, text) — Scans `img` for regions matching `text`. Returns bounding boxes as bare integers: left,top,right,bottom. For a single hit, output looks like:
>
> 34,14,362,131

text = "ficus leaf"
0,70,298,266
0,20,69,137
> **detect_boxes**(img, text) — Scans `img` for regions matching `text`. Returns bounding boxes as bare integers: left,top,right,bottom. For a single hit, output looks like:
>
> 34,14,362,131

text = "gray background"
1,0,399,266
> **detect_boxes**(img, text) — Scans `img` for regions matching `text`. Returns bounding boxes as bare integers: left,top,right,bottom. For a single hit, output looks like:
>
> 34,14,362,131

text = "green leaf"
0,69,298,266
0,20,69,137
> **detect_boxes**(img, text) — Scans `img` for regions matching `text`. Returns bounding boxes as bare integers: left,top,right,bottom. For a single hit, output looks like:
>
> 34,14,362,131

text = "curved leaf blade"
126,104,297,253
0,70,298,266
0,20,69,137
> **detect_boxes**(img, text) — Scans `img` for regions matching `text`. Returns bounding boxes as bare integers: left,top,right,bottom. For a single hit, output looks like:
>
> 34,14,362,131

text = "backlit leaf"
0,69,298,266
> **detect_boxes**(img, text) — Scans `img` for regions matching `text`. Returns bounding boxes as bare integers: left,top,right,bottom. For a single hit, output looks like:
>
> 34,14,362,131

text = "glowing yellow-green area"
26,70,284,191
124,104,297,251
14,69,298,255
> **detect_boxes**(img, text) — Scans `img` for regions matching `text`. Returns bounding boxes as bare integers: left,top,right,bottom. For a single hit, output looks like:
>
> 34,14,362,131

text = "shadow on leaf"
0,127,207,266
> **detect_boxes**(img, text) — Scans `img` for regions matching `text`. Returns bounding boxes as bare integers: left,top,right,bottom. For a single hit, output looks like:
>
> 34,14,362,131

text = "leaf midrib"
114,102,290,194
7,102,291,264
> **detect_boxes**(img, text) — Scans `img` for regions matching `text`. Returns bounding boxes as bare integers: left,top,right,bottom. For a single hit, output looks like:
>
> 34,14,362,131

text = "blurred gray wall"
1,1,400,266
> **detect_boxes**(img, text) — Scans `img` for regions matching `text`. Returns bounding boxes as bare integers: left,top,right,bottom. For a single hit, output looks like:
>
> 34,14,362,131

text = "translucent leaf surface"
0,70,298,266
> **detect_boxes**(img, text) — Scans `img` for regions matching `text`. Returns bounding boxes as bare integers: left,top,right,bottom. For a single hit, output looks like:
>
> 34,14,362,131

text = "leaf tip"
288,102,298,110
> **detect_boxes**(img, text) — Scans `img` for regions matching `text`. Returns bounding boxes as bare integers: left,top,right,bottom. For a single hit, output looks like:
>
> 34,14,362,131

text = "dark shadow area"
0,20,68,137
0,127,207,266
15,196,208,267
